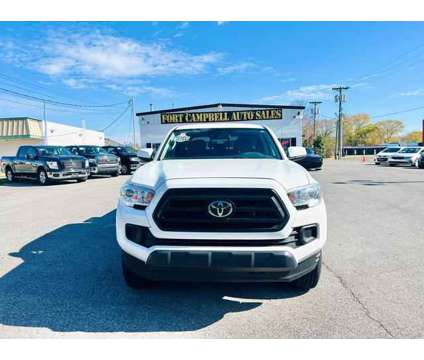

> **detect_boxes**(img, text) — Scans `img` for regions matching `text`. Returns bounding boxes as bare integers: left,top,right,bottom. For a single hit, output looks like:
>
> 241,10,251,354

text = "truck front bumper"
122,249,321,282
90,164,120,175
47,169,89,180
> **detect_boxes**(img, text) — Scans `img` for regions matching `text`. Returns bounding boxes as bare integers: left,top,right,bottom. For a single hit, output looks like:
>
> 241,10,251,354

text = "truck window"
17,147,27,158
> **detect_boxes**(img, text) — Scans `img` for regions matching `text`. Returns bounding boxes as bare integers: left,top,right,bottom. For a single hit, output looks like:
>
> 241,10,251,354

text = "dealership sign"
160,108,283,124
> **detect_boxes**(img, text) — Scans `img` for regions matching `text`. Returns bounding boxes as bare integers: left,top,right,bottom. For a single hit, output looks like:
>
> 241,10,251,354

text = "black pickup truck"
1,145,89,185
66,145,120,177
103,145,142,175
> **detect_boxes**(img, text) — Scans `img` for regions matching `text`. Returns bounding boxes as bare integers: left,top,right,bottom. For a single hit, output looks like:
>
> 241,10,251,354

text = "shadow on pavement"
0,210,305,334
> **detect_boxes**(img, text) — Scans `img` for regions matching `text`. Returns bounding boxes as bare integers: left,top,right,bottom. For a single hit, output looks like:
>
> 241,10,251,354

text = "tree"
375,120,404,144
401,130,422,144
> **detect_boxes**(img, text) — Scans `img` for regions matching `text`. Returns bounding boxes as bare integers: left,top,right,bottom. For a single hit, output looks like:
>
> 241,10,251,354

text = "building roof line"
136,103,305,116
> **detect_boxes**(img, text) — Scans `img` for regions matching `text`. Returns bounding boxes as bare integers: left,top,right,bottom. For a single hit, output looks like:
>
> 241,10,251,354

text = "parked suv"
66,145,120,177
103,146,142,175
116,123,327,291
1,145,89,185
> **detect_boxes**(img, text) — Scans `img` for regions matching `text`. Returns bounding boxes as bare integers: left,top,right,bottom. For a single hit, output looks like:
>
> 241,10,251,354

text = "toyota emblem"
208,200,233,218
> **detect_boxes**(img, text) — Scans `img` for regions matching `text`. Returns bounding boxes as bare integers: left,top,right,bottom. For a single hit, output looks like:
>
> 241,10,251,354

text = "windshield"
81,146,108,154
160,128,282,160
118,146,137,154
382,147,400,153
36,146,72,156
399,147,421,154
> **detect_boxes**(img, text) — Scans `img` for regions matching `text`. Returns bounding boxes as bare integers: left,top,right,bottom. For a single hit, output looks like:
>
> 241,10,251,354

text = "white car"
388,146,424,167
116,123,327,290
374,146,402,165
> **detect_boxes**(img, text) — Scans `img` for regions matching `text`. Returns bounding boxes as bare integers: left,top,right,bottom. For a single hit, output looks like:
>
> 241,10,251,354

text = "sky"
1,21,424,143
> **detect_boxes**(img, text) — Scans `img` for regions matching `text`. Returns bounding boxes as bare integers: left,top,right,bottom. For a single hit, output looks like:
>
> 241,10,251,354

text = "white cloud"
1,30,222,79
0,30,223,98
259,84,337,104
178,22,190,29
217,21,228,26
399,88,424,96
217,62,256,75
62,78,88,89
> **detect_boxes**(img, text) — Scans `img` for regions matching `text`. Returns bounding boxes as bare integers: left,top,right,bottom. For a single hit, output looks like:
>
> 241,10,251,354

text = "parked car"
116,123,326,291
1,145,89,185
374,146,402,165
103,146,142,175
66,145,120,177
294,147,323,170
416,152,424,169
388,146,424,167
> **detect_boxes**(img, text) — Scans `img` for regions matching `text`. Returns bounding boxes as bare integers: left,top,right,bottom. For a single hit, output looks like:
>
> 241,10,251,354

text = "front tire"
293,256,321,290
5,167,14,182
111,170,119,177
37,168,48,185
120,164,129,175
77,177,87,183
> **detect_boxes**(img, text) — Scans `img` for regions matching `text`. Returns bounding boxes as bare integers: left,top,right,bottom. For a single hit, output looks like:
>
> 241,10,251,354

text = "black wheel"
389,164,396,167
76,177,87,183
120,164,129,175
111,170,119,177
293,255,321,290
375,162,380,165
122,258,151,289
418,161,424,169
5,167,14,182
37,168,48,185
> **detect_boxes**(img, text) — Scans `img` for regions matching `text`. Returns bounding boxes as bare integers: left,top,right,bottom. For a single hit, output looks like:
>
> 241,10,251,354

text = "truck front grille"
62,159,83,170
153,188,289,232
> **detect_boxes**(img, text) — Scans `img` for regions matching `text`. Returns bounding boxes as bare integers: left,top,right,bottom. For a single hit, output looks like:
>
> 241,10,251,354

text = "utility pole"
309,101,322,144
332,86,349,159
149,103,153,112
130,97,136,149
42,100,47,145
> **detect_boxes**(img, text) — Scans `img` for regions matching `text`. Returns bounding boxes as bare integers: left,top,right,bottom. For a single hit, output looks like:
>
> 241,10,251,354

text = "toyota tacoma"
116,123,327,290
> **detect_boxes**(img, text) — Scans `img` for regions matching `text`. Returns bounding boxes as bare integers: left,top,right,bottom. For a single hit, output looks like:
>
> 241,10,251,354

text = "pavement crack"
323,262,394,338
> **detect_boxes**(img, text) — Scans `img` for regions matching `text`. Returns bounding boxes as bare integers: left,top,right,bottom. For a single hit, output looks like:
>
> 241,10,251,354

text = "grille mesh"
153,188,288,232
62,159,83,170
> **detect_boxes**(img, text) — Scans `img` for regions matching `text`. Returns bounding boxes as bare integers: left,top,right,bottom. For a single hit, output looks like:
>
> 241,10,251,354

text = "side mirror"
287,146,307,161
138,148,154,162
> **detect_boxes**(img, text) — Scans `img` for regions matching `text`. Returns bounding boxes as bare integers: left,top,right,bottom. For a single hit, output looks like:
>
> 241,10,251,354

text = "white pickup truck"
116,123,327,290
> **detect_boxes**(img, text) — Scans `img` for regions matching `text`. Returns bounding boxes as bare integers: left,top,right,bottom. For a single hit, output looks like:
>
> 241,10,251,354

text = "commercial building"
137,103,304,150
0,117,105,157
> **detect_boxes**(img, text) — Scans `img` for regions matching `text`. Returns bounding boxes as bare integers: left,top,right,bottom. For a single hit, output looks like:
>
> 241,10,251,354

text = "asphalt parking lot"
0,160,423,338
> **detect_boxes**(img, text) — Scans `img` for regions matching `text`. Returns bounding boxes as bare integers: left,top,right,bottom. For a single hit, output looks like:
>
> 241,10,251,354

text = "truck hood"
131,159,311,191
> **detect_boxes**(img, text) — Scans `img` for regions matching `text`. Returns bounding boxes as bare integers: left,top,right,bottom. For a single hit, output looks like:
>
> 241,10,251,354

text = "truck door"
13,147,28,174
23,147,38,177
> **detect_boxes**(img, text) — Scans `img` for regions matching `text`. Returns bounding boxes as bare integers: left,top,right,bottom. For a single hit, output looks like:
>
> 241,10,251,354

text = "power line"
101,103,131,131
0,86,128,109
369,105,424,120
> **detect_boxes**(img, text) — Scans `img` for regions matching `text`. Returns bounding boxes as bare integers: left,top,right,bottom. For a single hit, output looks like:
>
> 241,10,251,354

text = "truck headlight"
288,183,321,209
120,182,155,208
85,159,89,168
46,161,59,170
